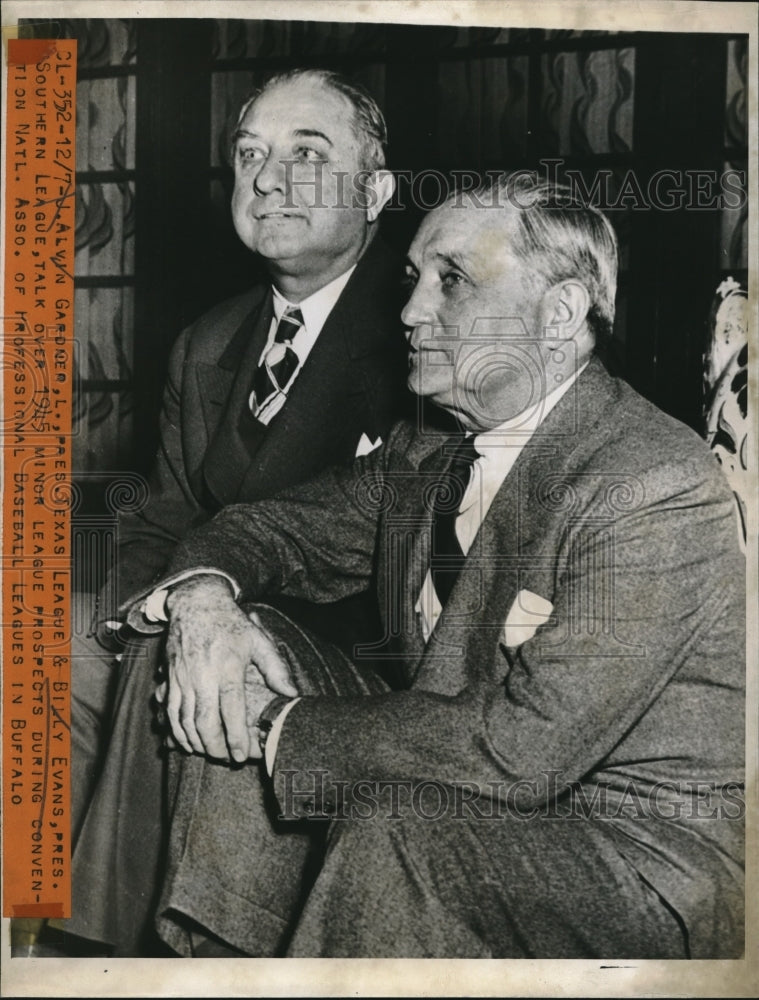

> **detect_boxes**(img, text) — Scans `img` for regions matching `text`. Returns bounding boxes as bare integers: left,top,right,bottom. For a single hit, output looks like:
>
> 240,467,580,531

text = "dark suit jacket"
103,236,409,629
158,357,745,956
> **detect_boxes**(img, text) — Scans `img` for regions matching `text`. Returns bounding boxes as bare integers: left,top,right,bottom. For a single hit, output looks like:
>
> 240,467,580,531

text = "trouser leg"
156,747,321,956
69,590,120,841
65,632,167,955
287,800,690,958
154,603,389,956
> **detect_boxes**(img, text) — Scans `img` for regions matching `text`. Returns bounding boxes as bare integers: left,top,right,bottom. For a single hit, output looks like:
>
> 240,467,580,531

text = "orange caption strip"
3,38,76,918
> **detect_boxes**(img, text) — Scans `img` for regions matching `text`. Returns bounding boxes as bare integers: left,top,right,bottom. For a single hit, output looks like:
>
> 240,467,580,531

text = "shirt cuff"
264,697,301,775
141,568,242,623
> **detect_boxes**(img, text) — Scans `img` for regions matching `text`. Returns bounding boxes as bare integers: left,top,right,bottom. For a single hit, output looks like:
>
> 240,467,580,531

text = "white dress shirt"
416,363,588,641
251,265,357,424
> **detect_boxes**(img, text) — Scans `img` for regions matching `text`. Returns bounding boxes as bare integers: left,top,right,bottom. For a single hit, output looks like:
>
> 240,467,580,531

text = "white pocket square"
502,590,554,648
355,433,382,457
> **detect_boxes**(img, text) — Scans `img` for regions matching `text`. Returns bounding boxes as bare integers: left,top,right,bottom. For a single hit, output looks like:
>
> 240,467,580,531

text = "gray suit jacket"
161,357,745,956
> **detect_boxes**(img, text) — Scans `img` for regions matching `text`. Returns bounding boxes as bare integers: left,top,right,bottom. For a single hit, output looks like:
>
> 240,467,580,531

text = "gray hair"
454,173,618,342
233,68,388,171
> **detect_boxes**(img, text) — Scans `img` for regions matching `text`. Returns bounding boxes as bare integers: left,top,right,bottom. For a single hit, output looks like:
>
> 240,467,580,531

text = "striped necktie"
250,306,303,417
430,435,480,607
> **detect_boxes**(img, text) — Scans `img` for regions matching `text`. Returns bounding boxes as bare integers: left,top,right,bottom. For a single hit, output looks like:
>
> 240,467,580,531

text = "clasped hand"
156,576,297,762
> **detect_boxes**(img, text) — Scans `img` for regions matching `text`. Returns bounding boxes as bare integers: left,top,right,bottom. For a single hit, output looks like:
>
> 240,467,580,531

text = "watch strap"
256,695,295,752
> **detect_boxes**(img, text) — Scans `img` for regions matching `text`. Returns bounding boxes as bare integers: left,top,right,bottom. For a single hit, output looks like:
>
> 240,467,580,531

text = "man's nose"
253,154,287,196
401,285,435,331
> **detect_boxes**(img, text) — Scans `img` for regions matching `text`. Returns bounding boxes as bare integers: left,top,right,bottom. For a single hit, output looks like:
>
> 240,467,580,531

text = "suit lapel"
234,238,404,501
200,290,274,507
196,365,235,435
412,358,620,695
234,305,354,501
413,445,531,693
373,433,466,675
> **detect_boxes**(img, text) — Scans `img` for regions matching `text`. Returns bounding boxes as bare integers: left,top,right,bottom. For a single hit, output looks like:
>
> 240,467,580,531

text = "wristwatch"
256,695,294,754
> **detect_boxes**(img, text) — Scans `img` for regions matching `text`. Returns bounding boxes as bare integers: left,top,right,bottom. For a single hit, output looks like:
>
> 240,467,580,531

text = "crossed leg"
152,605,688,959
287,802,689,958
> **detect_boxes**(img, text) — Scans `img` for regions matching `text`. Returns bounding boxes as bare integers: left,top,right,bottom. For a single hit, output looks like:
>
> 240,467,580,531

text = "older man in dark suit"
124,175,744,958
64,68,409,955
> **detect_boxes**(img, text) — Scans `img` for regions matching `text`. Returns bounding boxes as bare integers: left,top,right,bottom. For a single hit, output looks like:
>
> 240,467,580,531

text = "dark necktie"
431,435,480,607
250,306,303,416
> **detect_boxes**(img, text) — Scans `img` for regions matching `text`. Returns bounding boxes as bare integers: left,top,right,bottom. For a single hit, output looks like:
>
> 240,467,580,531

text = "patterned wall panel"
214,18,292,59
721,40,748,273
540,48,635,155
298,19,386,56
544,29,613,39
76,75,136,171
725,38,747,147
72,390,134,472
58,17,137,67
65,17,137,473
437,56,528,165
448,26,512,46
74,287,134,381
211,18,387,60
74,182,135,277
719,160,748,270
437,60,483,165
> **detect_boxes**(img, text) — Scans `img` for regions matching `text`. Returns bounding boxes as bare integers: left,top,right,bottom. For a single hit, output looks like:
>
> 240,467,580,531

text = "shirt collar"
271,264,357,338
473,360,589,456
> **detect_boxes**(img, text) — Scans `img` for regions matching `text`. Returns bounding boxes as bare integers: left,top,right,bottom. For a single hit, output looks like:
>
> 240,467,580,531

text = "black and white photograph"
1,0,756,996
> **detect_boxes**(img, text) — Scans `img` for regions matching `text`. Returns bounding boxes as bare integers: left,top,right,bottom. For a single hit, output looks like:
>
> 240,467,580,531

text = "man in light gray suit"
126,173,744,958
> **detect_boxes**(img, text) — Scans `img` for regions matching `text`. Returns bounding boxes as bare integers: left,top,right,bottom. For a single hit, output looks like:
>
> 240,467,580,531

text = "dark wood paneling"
133,19,214,472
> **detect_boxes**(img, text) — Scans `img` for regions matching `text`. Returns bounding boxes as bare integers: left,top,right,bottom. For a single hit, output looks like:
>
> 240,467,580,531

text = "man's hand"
162,575,297,762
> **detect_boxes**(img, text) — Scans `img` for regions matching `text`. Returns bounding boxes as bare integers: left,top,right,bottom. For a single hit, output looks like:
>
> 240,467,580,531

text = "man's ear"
545,279,590,341
364,170,395,222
